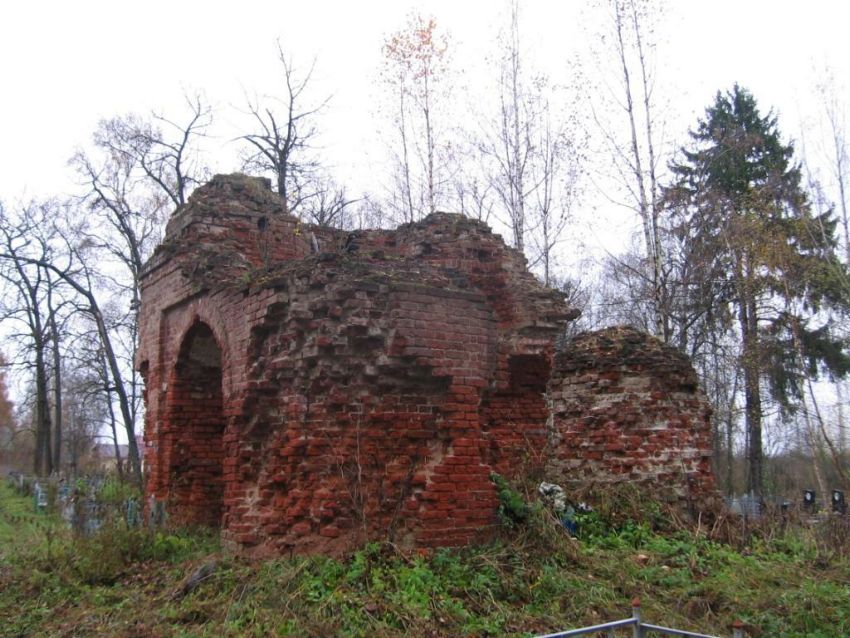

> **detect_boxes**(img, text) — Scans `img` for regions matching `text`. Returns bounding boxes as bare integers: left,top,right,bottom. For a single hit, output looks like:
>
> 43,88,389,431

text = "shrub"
490,473,530,526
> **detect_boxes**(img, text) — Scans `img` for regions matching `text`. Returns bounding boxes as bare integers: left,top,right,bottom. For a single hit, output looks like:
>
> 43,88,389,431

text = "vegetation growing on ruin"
2,481,848,638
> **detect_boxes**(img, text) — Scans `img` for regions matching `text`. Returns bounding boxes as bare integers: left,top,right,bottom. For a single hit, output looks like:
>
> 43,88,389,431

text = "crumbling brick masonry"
546,326,716,501
137,174,715,555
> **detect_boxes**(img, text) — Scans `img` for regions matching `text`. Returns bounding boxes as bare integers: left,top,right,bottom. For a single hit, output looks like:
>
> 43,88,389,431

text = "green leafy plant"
490,473,530,526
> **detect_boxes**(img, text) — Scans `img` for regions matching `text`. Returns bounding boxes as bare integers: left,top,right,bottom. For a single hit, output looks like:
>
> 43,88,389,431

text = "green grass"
1,480,849,637
0,480,63,557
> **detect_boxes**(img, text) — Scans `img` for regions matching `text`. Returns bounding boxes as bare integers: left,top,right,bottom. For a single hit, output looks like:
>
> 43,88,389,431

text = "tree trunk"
808,376,850,491
829,111,850,262
511,46,524,254
31,258,143,486
423,71,436,215
615,0,659,338
106,384,124,481
277,163,288,215
799,389,829,499
725,406,734,494
49,306,62,473
630,0,665,341
837,380,847,455
741,295,763,498
399,85,415,222
92,304,142,485
33,338,52,477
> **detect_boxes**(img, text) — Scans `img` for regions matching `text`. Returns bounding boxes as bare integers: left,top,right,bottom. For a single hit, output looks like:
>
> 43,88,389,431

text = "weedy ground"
0,480,848,637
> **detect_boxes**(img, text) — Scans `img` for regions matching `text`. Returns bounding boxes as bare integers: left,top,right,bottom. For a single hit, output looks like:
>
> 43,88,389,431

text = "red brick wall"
479,354,551,480
138,174,575,555
137,174,715,555
546,326,716,503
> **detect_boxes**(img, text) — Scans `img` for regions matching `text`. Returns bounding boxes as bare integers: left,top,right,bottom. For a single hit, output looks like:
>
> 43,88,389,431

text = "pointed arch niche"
163,321,225,527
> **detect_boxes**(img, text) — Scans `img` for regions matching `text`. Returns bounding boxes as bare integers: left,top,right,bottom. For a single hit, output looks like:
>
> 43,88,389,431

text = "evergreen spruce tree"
667,84,850,498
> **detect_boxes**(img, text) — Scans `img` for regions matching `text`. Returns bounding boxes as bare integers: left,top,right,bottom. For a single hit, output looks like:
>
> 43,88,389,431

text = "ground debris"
171,560,216,600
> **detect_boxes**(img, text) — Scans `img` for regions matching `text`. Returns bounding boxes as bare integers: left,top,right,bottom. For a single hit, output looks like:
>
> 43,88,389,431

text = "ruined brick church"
137,174,715,555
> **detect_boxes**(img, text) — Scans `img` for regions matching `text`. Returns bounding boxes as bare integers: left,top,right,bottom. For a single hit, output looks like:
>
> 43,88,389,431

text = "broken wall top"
141,173,578,344
555,326,700,391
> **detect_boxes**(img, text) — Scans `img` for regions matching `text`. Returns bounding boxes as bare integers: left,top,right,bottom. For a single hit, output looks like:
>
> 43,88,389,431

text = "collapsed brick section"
546,326,716,503
138,174,578,555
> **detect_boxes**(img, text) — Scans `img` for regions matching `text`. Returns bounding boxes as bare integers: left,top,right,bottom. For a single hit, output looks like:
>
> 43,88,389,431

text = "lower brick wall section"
413,383,500,548
546,326,716,504
479,354,552,480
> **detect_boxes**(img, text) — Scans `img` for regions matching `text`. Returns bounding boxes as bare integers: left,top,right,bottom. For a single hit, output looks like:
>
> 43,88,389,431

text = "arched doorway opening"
164,322,225,527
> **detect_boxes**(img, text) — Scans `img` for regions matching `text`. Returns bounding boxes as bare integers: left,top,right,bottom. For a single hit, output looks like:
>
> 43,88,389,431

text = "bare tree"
61,367,102,476
45,268,68,471
452,169,495,223
72,107,202,307
812,66,850,262
817,75,850,456
351,195,389,230
478,0,535,252
527,105,583,286
797,79,850,461
1,222,145,485
65,104,209,483
62,329,126,477
587,0,666,338
0,353,14,465
0,185,158,485
299,172,359,229
0,201,69,476
475,0,583,283
240,42,328,216
92,94,211,209
382,13,451,222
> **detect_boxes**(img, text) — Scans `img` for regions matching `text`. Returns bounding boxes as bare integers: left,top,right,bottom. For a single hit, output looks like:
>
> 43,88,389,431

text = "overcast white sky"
1,0,849,251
